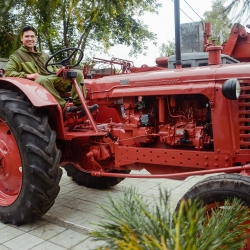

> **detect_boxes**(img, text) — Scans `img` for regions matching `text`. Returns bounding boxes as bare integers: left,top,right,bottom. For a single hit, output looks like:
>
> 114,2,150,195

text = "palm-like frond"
225,0,250,22
91,187,250,250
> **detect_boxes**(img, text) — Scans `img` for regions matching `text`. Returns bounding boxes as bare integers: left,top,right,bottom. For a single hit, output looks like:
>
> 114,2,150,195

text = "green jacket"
5,46,56,78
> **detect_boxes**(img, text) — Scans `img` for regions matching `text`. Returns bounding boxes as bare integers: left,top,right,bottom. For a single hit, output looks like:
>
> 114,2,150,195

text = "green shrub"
91,188,250,250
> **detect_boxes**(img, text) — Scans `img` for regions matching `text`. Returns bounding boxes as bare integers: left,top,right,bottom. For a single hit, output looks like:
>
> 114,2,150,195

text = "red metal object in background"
83,57,134,79
222,23,250,62
204,22,212,46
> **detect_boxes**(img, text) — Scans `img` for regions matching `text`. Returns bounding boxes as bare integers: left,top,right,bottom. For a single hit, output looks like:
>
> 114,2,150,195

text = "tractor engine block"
158,122,212,150
115,94,213,150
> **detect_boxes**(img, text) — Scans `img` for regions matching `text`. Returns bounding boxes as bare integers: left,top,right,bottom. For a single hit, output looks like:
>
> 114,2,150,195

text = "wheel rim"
0,119,22,206
206,202,250,250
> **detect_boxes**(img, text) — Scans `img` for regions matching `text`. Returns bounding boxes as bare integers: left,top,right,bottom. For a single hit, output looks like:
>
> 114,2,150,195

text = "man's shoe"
79,104,99,118
63,105,78,119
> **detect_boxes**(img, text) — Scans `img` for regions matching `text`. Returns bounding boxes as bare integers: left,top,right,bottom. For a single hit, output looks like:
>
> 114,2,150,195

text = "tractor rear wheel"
63,163,130,189
176,174,250,249
0,89,62,224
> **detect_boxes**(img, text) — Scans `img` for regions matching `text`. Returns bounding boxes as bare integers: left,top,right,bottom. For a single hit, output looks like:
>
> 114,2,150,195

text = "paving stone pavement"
0,169,211,250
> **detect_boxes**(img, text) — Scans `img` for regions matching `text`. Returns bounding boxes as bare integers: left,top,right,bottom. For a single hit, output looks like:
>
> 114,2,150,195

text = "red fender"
1,77,59,107
0,77,66,138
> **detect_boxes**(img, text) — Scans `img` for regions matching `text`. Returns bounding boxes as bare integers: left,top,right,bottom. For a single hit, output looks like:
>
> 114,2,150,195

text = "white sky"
85,0,249,67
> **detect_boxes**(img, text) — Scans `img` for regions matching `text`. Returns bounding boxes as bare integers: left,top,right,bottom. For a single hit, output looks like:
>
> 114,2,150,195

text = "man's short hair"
21,26,37,36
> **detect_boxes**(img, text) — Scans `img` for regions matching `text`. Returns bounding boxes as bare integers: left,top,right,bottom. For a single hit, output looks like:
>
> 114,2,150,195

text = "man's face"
21,30,36,50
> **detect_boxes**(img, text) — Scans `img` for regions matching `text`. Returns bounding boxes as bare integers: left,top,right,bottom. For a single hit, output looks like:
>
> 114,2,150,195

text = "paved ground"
0,169,210,250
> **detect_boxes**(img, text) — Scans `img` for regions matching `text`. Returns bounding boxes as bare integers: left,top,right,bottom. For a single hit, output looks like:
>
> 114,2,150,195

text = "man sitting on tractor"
5,26,93,119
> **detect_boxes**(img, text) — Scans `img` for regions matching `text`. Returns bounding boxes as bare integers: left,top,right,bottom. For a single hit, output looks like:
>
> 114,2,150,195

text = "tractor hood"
85,63,250,100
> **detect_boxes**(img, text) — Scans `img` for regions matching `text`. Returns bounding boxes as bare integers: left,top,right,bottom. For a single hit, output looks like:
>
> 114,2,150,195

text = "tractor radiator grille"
239,83,250,149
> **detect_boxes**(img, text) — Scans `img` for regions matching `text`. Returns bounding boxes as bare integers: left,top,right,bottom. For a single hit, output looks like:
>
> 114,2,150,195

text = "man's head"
20,26,37,52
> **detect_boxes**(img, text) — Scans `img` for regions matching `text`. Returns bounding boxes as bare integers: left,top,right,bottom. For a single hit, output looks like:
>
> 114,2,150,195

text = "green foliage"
0,0,161,57
159,40,175,57
0,13,17,58
91,188,250,250
0,0,16,15
203,0,232,44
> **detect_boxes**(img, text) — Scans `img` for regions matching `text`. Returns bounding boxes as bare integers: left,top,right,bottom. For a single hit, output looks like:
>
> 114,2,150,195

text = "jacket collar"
20,45,42,55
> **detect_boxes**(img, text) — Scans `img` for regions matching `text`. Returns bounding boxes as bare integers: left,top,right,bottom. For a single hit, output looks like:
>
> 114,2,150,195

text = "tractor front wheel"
63,163,130,189
177,174,250,208
0,89,62,224
176,174,250,249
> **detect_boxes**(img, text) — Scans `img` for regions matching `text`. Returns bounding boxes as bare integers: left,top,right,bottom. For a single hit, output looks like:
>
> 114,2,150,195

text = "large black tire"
63,163,130,189
0,89,62,225
176,173,250,209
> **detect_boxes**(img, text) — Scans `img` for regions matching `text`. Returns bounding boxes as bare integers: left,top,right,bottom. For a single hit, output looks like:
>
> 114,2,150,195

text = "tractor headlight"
222,78,241,100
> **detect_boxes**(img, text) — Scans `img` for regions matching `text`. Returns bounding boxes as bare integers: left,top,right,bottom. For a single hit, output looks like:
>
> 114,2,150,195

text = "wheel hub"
0,119,22,206
0,140,11,180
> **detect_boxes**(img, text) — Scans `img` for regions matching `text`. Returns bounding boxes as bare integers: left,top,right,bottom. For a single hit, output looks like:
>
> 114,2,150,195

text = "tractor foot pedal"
63,105,78,119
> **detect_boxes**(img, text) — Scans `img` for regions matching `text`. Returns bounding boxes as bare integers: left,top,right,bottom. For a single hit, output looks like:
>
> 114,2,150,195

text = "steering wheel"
45,47,84,74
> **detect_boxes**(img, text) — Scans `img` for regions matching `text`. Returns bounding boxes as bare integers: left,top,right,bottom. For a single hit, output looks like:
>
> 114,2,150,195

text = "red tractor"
1,16,250,247
0,35,247,205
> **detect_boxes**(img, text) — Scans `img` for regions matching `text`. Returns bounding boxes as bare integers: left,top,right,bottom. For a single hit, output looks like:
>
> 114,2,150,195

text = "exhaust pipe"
174,0,182,69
